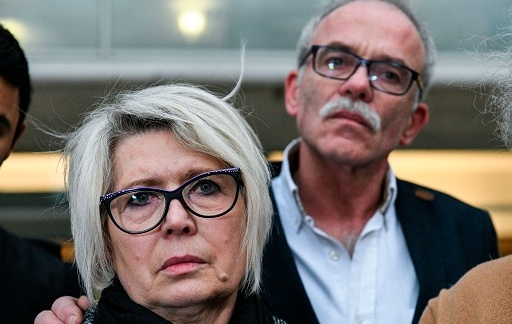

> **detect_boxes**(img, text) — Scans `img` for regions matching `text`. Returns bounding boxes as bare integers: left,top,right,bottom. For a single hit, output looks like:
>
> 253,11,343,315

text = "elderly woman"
56,83,283,323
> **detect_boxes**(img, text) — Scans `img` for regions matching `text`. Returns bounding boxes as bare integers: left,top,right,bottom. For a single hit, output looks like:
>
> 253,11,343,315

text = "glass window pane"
0,0,511,56
111,0,318,50
0,0,97,56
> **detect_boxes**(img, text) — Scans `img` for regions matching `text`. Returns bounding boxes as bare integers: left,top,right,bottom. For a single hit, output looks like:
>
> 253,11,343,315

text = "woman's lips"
161,255,206,273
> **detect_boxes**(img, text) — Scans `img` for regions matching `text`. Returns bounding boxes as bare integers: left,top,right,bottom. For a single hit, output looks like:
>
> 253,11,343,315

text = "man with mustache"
261,1,498,324
37,0,499,323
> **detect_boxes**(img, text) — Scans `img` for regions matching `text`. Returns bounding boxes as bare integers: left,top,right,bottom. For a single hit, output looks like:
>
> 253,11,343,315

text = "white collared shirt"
271,139,419,324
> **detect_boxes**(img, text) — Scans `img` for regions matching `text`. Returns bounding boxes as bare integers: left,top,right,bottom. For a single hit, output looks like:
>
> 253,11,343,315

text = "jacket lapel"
396,179,445,324
261,190,320,324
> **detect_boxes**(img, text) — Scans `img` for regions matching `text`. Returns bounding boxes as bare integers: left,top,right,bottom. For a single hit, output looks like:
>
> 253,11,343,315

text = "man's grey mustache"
318,97,381,131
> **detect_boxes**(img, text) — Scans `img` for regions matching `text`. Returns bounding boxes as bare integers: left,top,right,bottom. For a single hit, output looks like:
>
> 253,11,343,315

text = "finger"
76,295,91,311
50,297,84,323
34,310,66,324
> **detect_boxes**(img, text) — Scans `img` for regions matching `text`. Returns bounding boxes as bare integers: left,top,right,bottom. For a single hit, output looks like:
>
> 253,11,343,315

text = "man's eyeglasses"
301,45,424,97
100,167,243,235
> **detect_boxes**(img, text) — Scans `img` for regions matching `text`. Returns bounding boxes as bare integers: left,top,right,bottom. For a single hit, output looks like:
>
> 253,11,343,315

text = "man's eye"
0,117,12,137
0,126,9,137
383,70,400,82
326,57,345,70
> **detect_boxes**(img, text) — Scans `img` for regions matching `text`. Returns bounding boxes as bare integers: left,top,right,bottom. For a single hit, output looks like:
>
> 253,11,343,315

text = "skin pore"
284,1,429,254
108,130,247,323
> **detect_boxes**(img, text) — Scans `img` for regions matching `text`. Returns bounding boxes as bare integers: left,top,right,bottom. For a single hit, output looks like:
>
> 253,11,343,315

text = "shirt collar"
381,167,397,216
279,137,301,193
277,138,398,224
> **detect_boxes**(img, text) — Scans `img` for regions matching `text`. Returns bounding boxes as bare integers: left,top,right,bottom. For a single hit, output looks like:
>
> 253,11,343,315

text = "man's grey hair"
64,82,272,304
296,0,437,99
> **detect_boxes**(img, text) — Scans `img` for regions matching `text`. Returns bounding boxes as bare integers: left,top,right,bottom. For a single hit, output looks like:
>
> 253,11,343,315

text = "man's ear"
399,102,429,146
10,121,26,150
284,70,300,117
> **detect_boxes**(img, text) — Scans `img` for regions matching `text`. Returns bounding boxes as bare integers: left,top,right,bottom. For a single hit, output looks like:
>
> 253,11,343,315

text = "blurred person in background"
419,23,512,324
0,24,81,323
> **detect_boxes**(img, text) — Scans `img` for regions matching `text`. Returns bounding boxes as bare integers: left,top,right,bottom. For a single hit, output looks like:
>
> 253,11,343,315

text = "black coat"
262,177,498,324
84,277,285,323
0,227,82,324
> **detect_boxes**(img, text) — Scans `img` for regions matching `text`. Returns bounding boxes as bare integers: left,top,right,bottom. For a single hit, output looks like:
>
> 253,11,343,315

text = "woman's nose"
160,199,198,235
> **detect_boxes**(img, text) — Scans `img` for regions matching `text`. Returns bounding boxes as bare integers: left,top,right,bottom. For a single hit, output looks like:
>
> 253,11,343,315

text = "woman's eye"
194,180,220,195
128,192,152,206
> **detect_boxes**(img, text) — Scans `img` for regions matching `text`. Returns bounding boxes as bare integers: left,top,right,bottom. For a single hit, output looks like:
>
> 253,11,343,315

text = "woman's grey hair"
65,82,272,303
296,0,437,100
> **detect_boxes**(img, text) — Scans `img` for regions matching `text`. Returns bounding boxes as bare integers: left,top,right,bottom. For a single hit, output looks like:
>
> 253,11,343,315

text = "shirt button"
329,250,339,261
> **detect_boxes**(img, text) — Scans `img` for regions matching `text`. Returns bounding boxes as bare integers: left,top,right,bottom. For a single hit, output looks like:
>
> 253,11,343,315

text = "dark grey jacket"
262,174,498,324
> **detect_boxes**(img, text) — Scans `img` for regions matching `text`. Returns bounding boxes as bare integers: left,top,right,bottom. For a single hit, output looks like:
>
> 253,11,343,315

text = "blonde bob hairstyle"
64,83,272,304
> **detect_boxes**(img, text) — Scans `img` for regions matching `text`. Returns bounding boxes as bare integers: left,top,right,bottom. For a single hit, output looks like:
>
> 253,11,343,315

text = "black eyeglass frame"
300,45,424,98
100,167,243,235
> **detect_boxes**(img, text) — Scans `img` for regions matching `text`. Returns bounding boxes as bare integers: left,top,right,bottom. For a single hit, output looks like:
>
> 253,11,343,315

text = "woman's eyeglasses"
100,167,242,234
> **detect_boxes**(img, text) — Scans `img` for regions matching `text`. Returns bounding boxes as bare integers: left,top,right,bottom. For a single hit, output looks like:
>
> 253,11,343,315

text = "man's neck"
292,144,389,254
